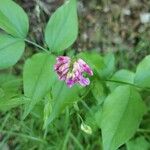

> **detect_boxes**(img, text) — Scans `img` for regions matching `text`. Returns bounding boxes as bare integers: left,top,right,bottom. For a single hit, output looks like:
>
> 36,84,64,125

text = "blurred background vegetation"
0,0,150,149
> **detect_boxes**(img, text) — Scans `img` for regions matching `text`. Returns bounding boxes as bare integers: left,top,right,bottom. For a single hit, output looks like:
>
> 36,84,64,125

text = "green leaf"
0,97,28,111
32,102,44,119
45,81,81,126
91,79,106,104
101,85,146,150
134,55,150,88
23,53,57,118
0,0,29,38
0,73,21,89
78,52,104,75
0,73,22,99
78,52,114,79
85,105,103,131
107,69,135,91
0,73,24,111
126,136,150,150
43,93,52,128
45,0,78,52
94,105,103,128
0,34,25,69
100,53,115,78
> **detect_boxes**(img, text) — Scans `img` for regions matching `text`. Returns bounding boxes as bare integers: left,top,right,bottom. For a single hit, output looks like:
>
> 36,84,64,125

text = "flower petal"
77,59,93,76
56,56,70,63
58,62,70,72
78,76,90,87
66,78,76,88
54,56,93,88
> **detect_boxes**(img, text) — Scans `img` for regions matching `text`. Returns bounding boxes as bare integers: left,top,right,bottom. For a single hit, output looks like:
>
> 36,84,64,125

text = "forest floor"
16,0,150,70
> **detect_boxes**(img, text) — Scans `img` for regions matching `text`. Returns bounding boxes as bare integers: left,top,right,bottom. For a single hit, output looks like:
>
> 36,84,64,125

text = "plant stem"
69,132,84,150
137,128,150,133
25,39,50,54
105,79,150,91
62,129,71,150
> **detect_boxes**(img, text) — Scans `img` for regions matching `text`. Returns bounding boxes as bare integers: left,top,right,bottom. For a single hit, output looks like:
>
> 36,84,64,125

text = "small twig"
25,39,50,54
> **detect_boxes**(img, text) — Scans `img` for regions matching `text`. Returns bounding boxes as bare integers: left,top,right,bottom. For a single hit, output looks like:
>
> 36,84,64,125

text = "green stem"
25,39,50,54
137,128,150,133
105,79,150,91
69,132,84,150
77,114,84,123
62,129,71,150
80,100,94,115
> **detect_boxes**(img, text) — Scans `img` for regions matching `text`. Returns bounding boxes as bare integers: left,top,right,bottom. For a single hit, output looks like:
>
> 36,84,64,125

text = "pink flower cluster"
54,56,93,88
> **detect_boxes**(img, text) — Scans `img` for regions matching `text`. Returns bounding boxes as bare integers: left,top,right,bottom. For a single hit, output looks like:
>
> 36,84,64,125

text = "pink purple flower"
54,56,93,88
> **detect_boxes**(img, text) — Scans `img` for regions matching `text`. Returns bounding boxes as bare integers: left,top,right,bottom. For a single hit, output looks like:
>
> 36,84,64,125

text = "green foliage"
43,93,52,128
0,97,27,111
0,0,28,69
91,78,106,104
45,0,78,52
101,85,146,150
23,53,56,118
134,55,150,88
0,73,24,111
0,74,21,96
45,81,81,127
0,34,25,69
78,52,115,79
100,52,115,78
0,0,149,149
0,0,29,38
107,69,135,91
126,136,150,150
78,52,104,75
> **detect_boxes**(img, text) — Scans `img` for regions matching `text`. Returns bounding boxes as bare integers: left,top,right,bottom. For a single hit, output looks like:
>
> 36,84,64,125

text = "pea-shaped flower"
54,56,93,88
